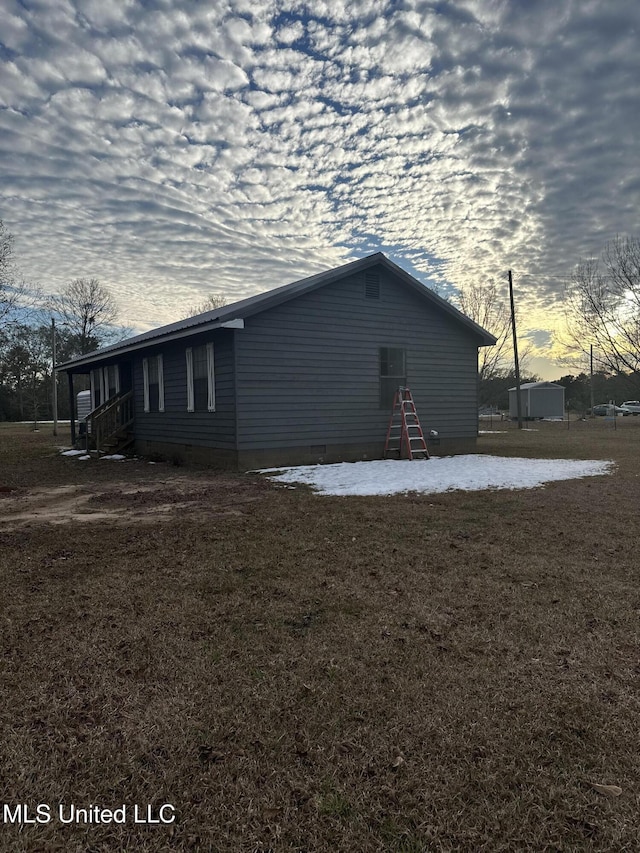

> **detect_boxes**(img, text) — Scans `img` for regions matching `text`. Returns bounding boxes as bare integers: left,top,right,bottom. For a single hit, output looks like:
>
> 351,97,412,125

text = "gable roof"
509,381,564,391
57,253,497,371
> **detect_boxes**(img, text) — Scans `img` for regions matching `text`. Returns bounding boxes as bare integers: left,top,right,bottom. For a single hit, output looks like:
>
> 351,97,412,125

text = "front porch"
84,389,134,457
62,360,134,457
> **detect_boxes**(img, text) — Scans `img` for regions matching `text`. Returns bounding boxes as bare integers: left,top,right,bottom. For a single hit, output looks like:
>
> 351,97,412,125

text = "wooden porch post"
67,371,76,445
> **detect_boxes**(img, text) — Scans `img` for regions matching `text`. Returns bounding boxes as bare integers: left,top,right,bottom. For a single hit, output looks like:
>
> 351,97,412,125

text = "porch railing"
85,389,134,456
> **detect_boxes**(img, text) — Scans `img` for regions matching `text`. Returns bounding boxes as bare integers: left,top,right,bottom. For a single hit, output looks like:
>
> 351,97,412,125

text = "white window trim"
206,343,215,412
157,354,165,412
142,357,150,413
143,355,164,413
185,348,194,412
186,344,215,412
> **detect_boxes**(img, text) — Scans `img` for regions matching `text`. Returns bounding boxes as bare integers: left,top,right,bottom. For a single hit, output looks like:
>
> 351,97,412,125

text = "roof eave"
57,251,497,370
56,318,244,372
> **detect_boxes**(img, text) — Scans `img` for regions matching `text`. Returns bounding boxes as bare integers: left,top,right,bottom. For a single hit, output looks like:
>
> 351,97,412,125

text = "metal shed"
509,381,565,420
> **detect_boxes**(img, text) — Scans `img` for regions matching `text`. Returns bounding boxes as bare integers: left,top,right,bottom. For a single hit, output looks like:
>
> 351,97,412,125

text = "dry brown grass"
1,420,640,851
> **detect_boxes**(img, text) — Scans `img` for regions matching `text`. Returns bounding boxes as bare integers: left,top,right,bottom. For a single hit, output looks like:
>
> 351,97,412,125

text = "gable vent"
364,272,380,300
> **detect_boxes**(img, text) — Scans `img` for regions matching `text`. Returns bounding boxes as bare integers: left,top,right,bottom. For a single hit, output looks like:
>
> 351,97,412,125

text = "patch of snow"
101,454,126,461
479,430,508,434
258,455,614,497
78,455,91,460
60,449,86,457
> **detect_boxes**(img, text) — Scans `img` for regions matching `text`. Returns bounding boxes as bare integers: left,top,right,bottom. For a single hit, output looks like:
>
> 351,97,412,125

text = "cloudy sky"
2,0,639,378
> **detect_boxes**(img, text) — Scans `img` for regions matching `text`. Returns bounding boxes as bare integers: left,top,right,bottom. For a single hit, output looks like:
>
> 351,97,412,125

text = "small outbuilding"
509,381,565,420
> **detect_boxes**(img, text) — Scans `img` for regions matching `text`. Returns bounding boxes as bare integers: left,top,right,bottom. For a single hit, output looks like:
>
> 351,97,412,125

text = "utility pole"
508,270,523,429
590,344,594,416
52,318,58,436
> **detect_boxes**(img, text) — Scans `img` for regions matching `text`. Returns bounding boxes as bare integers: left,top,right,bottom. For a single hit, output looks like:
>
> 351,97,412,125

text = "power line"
505,272,637,281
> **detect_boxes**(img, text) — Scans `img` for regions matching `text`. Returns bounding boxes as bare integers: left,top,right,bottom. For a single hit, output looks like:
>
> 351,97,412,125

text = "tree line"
0,284,121,423
456,234,640,410
477,369,640,413
0,219,230,423
0,216,131,421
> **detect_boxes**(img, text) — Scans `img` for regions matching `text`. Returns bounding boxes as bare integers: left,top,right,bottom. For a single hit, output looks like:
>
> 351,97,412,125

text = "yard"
1,420,639,851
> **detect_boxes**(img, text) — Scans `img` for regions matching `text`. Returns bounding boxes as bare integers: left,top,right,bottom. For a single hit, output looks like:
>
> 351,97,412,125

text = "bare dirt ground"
0,475,272,528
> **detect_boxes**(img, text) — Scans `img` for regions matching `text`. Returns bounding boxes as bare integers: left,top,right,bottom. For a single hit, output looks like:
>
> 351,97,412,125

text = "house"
57,253,496,468
508,381,565,420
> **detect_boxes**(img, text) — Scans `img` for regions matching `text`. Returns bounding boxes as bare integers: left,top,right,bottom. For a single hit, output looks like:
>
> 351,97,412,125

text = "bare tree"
0,219,39,326
455,281,513,380
0,219,14,289
564,236,640,378
181,293,227,319
48,278,120,355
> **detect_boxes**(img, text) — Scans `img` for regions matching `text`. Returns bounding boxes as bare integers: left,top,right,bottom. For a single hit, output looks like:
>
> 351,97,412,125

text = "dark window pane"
194,377,208,411
379,347,406,409
147,357,161,411
192,345,210,411
93,370,102,407
380,378,402,409
149,384,159,411
148,358,158,384
380,347,405,377
193,346,207,379
108,365,117,398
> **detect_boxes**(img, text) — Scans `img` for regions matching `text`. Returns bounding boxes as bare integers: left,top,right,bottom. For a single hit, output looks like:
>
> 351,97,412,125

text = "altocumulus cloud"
1,0,640,343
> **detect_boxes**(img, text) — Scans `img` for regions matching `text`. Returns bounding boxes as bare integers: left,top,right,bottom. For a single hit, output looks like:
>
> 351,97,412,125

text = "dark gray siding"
132,329,236,449
234,265,481,451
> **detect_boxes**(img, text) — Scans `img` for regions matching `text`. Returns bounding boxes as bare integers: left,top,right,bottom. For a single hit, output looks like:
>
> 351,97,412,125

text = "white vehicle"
621,400,640,415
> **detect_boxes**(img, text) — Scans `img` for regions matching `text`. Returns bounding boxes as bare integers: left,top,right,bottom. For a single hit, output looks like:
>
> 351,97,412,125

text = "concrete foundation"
134,437,478,471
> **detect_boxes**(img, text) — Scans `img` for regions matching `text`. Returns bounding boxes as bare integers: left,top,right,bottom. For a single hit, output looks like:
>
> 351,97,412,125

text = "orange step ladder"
384,387,430,460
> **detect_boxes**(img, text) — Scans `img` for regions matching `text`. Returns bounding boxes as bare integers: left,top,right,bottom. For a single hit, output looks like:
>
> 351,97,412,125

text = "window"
186,343,215,412
143,354,164,412
107,365,119,398
90,369,101,408
192,345,208,411
90,365,120,408
379,347,406,409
